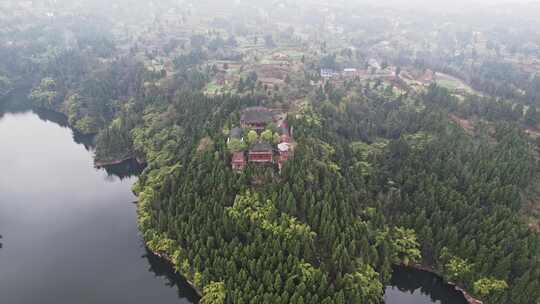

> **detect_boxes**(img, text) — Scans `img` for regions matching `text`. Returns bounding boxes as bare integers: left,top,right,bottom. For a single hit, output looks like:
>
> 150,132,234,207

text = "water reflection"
1,89,143,181
100,158,145,180
34,108,97,150
0,105,196,304
1,90,96,151
385,266,468,304
144,247,201,303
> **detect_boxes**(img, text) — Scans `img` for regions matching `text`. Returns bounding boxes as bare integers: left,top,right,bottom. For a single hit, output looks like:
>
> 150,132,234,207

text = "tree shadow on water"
143,246,200,303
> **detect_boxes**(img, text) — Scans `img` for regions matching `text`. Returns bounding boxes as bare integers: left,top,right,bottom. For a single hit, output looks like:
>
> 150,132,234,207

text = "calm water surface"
0,99,199,304
385,266,468,304
0,97,466,304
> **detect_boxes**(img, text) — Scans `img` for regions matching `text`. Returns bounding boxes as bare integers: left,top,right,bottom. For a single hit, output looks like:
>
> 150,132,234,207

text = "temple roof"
229,127,243,139
249,141,273,152
241,107,274,124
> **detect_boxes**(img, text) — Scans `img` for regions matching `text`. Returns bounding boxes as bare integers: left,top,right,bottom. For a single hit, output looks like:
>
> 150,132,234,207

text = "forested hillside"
130,83,540,304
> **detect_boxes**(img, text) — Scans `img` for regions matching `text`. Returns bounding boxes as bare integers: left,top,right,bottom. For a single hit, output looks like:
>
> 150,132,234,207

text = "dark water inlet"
384,266,469,304
0,100,199,304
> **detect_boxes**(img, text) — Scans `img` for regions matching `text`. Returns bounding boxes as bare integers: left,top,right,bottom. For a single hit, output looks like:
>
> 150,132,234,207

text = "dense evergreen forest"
127,82,540,304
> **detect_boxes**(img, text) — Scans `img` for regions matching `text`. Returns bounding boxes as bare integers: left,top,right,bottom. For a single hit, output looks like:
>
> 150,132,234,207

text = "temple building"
240,107,275,131
248,141,274,163
230,107,294,172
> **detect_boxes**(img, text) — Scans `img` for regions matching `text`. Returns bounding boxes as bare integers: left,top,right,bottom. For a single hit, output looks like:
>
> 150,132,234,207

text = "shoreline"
94,155,142,168
407,263,483,304
150,249,203,297
144,251,482,303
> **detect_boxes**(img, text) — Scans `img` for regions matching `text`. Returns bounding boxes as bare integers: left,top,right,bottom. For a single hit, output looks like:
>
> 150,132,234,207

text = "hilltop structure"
248,141,274,163
240,107,276,131
229,107,293,172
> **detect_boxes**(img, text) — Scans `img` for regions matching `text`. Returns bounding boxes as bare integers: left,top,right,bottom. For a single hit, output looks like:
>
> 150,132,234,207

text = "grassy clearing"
435,73,477,95
204,81,231,95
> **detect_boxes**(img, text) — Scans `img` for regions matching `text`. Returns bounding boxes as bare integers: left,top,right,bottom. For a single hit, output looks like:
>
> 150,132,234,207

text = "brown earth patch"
449,114,475,134
522,191,540,232
254,64,290,80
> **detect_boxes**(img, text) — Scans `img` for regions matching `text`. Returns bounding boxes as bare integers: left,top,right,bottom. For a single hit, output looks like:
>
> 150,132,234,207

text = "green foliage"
260,129,274,142
350,140,388,160
474,278,508,298
389,227,422,266
29,78,57,108
444,255,473,282
95,118,134,162
227,192,316,243
227,138,246,153
246,130,258,144
403,132,433,151
343,263,384,303
273,132,281,145
201,282,226,304
66,94,102,134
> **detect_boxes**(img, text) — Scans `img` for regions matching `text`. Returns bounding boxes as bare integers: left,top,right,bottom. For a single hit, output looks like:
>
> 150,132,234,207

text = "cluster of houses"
320,68,363,79
320,60,387,80
229,107,293,172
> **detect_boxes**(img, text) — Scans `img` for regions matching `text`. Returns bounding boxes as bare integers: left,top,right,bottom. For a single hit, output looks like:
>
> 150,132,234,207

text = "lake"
0,98,199,304
0,96,466,304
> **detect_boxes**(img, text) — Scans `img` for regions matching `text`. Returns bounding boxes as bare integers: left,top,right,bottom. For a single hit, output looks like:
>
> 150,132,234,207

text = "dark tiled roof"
249,141,273,152
229,127,243,139
241,107,274,124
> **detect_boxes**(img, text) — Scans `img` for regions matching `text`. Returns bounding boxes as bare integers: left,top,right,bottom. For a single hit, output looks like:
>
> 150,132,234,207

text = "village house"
342,68,359,78
321,68,338,79
248,141,274,163
240,107,275,131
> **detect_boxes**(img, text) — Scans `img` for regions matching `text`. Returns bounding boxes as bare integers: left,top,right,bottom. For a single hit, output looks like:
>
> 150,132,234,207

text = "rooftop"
249,141,273,152
278,143,290,152
229,127,243,139
241,107,274,124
